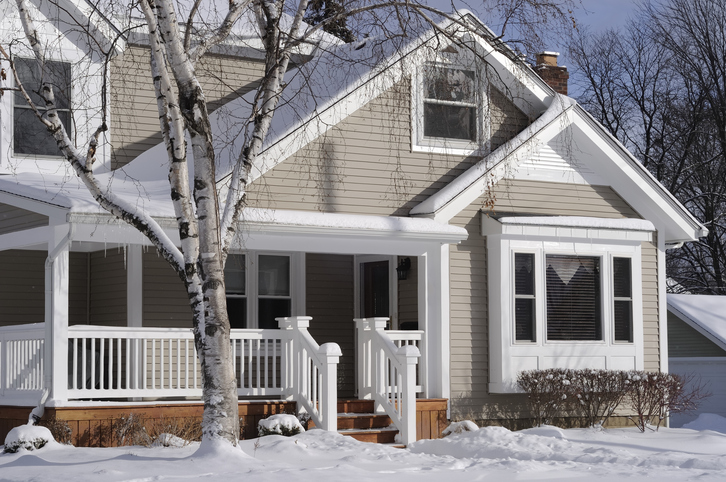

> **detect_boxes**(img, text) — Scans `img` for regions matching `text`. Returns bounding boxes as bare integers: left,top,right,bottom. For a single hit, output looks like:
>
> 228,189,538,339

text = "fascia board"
0,190,68,223
571,106,707,243
667,302,726,353
0,225,51,250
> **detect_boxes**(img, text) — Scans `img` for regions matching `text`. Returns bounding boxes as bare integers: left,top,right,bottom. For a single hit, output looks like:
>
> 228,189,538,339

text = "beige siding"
248,80,529,215
0,250,45,326
490,87,530,151
142,251,192,328
69,252,90,326
89,250,127,326
305,253,355,398
398,256,418,329
641,238,659,371
449,180,651,421
491,179,641,218
109,45,265,168
668,311,726,357
0,203,48,235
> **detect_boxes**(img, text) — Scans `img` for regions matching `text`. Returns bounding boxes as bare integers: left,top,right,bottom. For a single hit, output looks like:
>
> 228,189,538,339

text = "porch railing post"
396,345,420,445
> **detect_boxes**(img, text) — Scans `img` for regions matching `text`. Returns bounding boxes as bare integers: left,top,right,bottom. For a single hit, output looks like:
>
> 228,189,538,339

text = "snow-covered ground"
2,414,726,482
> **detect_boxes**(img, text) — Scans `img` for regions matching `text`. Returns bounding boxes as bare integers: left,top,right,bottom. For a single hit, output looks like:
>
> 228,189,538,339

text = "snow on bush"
443,421,479,436
258,414,305,437
3,424,57,453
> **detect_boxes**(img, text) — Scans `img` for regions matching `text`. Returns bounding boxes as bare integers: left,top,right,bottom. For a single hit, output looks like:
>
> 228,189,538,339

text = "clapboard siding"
142,251,193,328
490,179,641,218
641,238,659,371
247,80,529,216
110,45,265,168
0,203,48,235
668,312,726,357
90,250,127,326
69,252,90,325
0,250,46,326
305,253,355,398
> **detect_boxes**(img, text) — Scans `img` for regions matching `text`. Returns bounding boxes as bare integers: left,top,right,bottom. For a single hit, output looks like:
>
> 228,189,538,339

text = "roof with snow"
668,294,726,351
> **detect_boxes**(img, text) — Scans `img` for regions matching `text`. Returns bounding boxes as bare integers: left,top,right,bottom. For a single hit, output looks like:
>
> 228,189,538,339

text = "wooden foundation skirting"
1,399,449,447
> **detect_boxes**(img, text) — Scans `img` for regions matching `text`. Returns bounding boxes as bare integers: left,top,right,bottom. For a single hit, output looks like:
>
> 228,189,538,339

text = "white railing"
0,324,45,398
387,329,425,394
278,316,341,432
356,318,420,445
66,325,292,399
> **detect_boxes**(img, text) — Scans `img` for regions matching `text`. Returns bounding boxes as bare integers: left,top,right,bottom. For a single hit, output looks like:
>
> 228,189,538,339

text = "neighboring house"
667,294,726,427
0,1,707,446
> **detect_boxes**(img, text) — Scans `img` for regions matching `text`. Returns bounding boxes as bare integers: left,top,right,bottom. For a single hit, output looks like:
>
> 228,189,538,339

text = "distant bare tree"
570,0,726,294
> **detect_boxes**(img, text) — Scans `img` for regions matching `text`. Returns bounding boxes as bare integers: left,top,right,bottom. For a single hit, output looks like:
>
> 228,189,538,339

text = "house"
0,1,707,446
667,294,726,427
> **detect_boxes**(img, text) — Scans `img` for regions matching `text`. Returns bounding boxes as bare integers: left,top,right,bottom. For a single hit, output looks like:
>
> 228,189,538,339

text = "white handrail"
0,324,45,397
355,318,420,445
278,316,341,432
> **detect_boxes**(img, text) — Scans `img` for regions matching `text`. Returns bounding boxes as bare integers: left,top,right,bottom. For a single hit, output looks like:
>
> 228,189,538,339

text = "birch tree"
6,0,580,449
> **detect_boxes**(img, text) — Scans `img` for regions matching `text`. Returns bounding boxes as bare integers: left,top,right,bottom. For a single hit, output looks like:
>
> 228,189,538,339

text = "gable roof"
668,294,726,352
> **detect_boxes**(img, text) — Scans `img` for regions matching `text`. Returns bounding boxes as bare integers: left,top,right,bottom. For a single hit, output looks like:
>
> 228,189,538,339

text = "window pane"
423,103,476,141
224,254,246,295
515,298,535,341
14,108,71,156
613,257,632,298
515,253,535,295
258,255,290,296
14,58,71,109
424,66,476,104
258,298,291,330
614,300,633,342
546,255,601,341
226,297,247,329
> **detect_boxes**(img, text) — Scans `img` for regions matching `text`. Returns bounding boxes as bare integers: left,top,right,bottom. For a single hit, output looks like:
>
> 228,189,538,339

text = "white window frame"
412,62,490,156
225,251,305,329
484,215,651,393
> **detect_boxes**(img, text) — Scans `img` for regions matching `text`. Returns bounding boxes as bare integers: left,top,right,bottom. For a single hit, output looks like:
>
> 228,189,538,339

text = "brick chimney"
534,51,569,95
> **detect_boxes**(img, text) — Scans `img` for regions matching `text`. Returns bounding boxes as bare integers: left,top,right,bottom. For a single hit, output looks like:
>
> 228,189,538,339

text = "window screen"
423,66,477,141
14,58,72,156
514,253,536,341
546,255,602,341
613,257,633,342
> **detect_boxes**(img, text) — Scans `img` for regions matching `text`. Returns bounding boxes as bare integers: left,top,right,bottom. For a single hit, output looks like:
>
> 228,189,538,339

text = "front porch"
0,318,445,445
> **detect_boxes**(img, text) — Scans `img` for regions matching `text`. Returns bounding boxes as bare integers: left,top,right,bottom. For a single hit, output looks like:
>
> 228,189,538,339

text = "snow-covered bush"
3,424,55,453
570,369,631,428
39,417,73,445
443,421,479,436
625,371,709,432
517,368,579,427
258,414,305,437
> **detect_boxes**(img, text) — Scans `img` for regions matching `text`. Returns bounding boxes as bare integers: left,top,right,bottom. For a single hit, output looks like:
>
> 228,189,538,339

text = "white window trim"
484,215,649,393
226,251,305,329
411,62,490,156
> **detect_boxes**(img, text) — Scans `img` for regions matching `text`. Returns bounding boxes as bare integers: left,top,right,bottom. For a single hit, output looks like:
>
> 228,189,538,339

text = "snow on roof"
497,216,655,231
410,95,576,217
668,294,726,350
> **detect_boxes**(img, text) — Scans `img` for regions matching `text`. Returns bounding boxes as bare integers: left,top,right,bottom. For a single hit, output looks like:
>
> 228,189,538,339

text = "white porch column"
127,245,143,327
418,244,450,400
44,224,72,404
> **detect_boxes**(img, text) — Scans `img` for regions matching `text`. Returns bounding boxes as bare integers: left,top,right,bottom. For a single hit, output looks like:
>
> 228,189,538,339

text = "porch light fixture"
397,258,411,281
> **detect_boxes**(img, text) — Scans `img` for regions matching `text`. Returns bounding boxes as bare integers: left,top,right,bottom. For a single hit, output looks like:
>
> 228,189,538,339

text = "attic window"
13,58,71,157
423,66,477,141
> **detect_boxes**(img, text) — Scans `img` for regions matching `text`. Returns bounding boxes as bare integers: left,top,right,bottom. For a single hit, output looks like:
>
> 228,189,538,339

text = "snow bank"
3,424,57,453
442,420,479,436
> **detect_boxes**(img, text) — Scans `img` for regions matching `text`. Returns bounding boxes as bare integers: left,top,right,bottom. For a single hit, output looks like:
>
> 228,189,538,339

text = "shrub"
3,425,54,453
114,413,201,447
517,368,579,426
570,369,631,428
38,417,73,445
258,414,305,437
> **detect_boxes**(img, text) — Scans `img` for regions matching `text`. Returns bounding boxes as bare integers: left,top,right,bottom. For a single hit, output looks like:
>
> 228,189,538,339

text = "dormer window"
414,63,487,154
423,66,477,141
13,57,71,157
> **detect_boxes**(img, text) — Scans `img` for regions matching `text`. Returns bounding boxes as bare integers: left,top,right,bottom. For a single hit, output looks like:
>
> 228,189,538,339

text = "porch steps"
334,400,403,446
